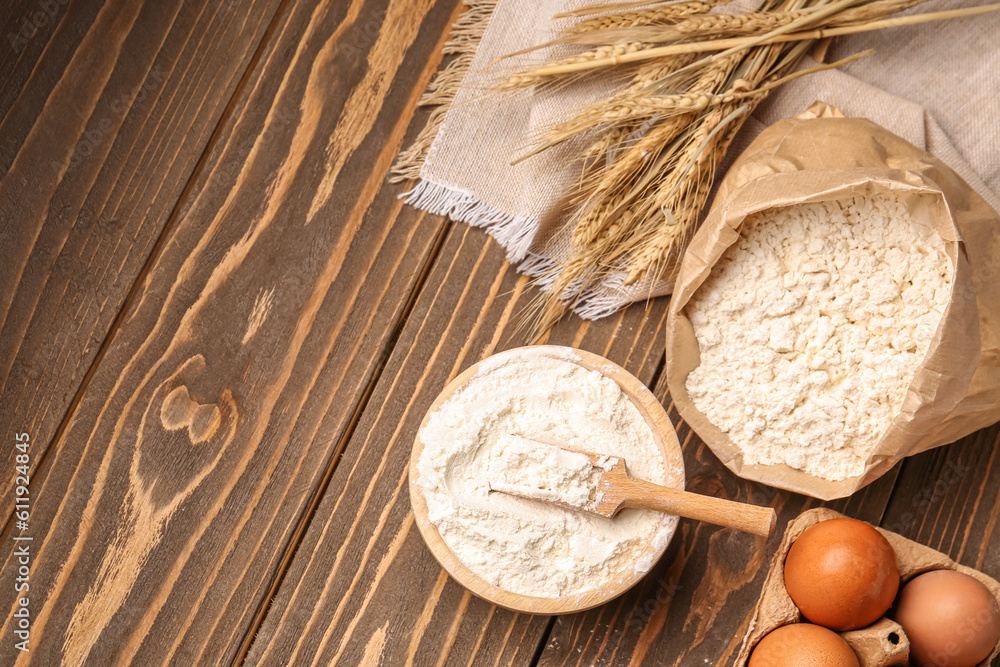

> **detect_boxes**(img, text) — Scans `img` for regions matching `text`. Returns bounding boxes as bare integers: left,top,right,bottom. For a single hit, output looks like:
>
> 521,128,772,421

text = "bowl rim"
408,345,685,614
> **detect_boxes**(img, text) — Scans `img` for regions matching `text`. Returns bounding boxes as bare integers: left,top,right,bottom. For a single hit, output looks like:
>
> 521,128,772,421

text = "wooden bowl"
408,345,685,614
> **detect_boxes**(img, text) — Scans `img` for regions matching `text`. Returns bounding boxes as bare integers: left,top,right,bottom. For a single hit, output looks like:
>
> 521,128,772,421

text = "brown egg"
894,569,1000,667
748,623,860,667
783,518,899,630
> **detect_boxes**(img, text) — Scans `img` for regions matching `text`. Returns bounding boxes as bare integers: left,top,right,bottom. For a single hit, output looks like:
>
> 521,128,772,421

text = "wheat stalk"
554,1,692,19
493,0,993,336
569,1,724,31
526,3,1000,76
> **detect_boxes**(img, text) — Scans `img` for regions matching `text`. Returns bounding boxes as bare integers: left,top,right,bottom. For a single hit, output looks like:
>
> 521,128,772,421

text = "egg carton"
736,507,1000,667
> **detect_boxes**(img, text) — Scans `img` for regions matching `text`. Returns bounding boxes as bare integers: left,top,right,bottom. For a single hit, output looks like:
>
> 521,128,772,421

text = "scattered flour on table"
685,193,953,481
416,347,682,598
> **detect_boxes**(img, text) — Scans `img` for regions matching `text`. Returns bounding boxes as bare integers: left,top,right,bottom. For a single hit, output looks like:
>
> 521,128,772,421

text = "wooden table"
2,1,998,665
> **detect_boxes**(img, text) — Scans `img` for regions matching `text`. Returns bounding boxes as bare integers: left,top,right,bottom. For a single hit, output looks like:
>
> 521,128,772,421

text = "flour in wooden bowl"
415,347,680,598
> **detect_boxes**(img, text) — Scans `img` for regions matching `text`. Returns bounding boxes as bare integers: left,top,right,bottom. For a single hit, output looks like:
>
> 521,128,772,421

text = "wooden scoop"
488,436,776,538
411,346,757,614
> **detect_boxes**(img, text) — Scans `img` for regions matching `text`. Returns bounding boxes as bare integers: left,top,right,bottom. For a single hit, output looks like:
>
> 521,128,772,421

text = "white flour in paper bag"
685,193,953,481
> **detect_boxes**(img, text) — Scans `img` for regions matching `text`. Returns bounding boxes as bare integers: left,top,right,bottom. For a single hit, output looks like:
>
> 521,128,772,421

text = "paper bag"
665,103,1000,500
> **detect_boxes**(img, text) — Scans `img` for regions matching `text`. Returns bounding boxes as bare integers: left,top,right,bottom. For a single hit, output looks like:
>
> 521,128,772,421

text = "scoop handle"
621,478,776,537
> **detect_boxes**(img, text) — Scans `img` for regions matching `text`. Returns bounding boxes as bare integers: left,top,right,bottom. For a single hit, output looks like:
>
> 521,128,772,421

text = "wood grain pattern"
4,0,1000,665
0,0,283,522
246,219,675,665
0,0,464,663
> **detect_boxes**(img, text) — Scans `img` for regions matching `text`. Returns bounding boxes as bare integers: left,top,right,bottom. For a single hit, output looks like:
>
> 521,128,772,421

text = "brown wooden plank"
535,363,905,666
244,214,676,665
0,0,284,523
0,0,465,663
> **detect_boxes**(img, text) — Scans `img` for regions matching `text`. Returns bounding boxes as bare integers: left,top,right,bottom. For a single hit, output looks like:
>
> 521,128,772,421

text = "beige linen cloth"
394,0,1000,319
